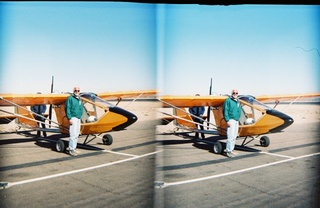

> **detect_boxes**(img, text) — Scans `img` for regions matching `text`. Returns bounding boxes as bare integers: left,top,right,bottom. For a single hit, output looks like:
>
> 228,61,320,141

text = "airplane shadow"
158,132,261,154
35,134,106,152
0,130,38,145
0,131,105,153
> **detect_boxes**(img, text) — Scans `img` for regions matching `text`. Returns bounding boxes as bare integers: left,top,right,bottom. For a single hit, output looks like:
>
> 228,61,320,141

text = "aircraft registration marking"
156,152,320,189
1,150,161,189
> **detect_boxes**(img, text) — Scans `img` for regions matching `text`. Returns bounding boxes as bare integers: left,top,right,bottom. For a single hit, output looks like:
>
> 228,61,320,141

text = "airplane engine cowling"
267,109,294,133
109,106,138,131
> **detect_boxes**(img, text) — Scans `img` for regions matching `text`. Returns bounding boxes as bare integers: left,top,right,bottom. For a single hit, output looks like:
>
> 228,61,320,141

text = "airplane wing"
159,95,228,107
0,93,69,106
255,93,320,103
159,93,320,107
0,90,157,106
97,90,157,100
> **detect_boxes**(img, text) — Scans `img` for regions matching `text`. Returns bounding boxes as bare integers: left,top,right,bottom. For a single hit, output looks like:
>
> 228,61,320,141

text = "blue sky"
0,2,157,94
159,5,320,96
1,3,319,96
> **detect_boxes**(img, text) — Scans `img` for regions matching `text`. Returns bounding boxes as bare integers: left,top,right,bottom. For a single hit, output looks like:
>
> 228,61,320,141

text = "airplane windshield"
239,95,272,110
80,93,115,108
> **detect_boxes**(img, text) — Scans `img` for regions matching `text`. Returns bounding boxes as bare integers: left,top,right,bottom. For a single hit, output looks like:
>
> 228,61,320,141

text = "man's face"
232,90,238,98
73,87,80,96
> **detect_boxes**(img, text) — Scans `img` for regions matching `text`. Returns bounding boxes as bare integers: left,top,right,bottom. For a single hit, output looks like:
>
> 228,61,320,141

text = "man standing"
189,94,205,139
31,92,47,138
65,87,83,156
223,89,241,158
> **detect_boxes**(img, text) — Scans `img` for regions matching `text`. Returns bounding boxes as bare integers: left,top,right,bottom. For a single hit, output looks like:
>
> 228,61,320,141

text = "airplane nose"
267,109,294,133
109,106,138,131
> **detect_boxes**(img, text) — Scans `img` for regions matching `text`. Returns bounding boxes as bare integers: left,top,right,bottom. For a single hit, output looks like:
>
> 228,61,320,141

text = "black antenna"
50,76,54,93
48,76,54,126
207,78,212,129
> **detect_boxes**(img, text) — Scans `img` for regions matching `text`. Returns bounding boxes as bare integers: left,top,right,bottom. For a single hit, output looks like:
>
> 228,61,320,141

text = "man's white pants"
69,117,81,151
226,119,239,153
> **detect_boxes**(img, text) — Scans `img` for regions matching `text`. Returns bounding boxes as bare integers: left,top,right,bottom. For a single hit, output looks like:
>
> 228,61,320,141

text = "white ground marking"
260,151,295,159
159,152,320,189
3,150,161,189
101,149,138,157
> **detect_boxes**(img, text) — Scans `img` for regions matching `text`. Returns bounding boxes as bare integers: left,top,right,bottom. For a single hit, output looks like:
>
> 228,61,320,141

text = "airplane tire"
260,136,270,147
56,139,65,152
102,134,113,145
213,142,223,154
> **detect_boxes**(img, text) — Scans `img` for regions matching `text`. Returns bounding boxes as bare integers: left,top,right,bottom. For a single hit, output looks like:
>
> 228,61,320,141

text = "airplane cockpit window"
238,95,267,125
239,104,261,125
80,93,115,123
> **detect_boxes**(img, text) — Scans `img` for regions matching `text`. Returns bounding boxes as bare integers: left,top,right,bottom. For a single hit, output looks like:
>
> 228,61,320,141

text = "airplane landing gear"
212,141,223,154
102,134,113,145
259,136,270,147
241,135,271,148
56,139,66,152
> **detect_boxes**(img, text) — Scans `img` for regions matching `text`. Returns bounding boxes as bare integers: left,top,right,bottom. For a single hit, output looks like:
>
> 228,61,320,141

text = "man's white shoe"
226,152,234,158
69,150,77,156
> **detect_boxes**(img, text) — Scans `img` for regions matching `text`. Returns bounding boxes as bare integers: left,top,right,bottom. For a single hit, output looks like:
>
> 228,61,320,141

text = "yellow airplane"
158,92,320,154
0,90,156,152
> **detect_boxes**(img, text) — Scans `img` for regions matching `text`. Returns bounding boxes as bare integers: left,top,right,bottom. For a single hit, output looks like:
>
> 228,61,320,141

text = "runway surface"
154,104,320,208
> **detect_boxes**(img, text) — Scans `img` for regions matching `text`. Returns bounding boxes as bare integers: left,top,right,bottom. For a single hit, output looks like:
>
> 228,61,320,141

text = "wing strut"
159,99,226,133
0,96,68,131
0,108,47,128
123,92,145,108
158,110,220,133
280,96,301,112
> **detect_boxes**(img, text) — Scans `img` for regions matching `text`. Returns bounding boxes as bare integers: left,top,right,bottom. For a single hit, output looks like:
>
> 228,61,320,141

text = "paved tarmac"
154,120,320,208
0,118,158,208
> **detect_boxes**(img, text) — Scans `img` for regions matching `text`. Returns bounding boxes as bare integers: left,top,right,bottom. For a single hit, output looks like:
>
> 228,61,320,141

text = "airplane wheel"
102,134,113,145
213,142,223,154
56,139,65,152
260,136,270,147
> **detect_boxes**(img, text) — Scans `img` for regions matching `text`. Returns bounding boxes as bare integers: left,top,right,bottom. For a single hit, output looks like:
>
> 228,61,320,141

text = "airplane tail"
173,108,197,129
